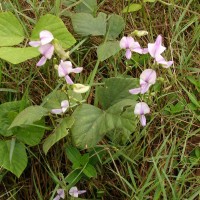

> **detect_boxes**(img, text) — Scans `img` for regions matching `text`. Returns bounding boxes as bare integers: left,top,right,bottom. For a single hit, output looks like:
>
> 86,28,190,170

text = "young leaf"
0,12,24,46
0,140,27,178
96,77,138,109
122,4,142,13
71,12,107,36
31,14,76,49
75,0,97,14
97,41,121,61
9,106,48,129
0,47,40,64
107,14,125,40
43,117,74,154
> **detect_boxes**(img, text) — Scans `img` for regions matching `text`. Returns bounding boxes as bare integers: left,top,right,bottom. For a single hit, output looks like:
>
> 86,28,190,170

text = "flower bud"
132,30,148,37
73,84,90,93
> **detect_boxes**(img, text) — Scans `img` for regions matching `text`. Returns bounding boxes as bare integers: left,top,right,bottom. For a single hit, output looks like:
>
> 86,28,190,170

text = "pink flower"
29,30,54,66
69,186,86,198
58,60,83,84
134,102,150,127
53,189,65,200
51,100,69,115
129,69,156,94
148,35,173,68
120,36,148,59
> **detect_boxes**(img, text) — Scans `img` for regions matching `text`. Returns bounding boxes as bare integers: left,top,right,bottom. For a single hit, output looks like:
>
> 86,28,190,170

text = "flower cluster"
120,34,173,126
29,30,90,115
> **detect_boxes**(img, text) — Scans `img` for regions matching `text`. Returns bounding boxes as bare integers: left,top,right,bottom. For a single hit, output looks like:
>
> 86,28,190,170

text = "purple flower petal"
69,187,79,197
142,48,149,54
129,87,141,94
130,41,143,54
53,195,60,200
65,75,74,85
57,189,65,199
61,100,69,113
119,36,127,49
134,102,150,115
155,55,173,68
140,69,157,85
70,67,83,74
78,190,87,195
125,49,132,59
40,30,54,45
148,35,166,58
140,83,151,94
39,44,54,59
36,56,47,66
140,115,147,126
51,108,63,114
29,41,41,47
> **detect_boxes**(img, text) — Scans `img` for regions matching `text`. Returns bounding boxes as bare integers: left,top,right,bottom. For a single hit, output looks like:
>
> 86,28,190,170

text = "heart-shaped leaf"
31,14,76,49
0,47,40,64
71,12,107,36
0,12,24,46
0,140,27,178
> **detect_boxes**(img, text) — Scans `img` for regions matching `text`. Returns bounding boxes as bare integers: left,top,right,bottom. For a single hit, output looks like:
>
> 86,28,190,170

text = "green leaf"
75,0,97,14
0,140,27,177
43,117,74,154
0,101,22,137
15,120,46,146
0,47,40,64
97,41,121,61
71,12,107,36
31,14,76,49
83,163,97,178
65,169,82,187
66,146,82,164
107,14,125,40
71,104,106,148
9,106,48,129
80,154,89,166
122,4,142,13
42,90,68,111
97,77,138,109
71,99,137,149
0,12,24,46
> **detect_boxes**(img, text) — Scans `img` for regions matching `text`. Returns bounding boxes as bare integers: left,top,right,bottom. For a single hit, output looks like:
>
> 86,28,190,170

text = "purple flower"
29,30,54,66
53,189,65,200
120,36,148,59
51,100,69,115
69,186,86,198
58,60,83,85
155,55,173,68
148,35,173,68
134,102,150,127
129,69,156,94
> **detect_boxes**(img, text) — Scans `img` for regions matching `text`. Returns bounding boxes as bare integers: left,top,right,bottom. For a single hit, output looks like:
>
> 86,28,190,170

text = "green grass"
0,0,199,199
